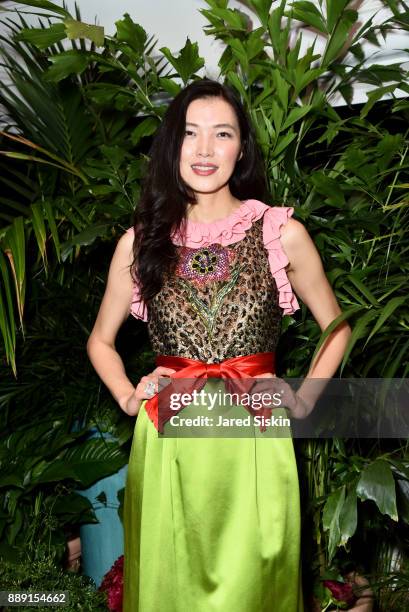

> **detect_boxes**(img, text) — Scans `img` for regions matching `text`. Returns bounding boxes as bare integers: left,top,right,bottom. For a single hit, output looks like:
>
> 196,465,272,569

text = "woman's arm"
87,231,177,416
86,230,137,413
280,217,352,415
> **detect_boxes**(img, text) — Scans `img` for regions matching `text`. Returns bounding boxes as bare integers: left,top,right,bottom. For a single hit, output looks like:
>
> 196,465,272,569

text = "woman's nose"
196,134,213,157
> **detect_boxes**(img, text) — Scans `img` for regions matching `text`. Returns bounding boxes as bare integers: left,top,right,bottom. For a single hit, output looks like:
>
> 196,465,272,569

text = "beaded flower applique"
175,243,245,339
175,244,237,288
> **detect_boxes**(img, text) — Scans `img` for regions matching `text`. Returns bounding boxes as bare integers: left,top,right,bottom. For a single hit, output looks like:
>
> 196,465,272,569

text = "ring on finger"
144,380,156,397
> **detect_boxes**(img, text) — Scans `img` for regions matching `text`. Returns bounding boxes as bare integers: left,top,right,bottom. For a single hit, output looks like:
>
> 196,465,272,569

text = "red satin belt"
144,352,276,434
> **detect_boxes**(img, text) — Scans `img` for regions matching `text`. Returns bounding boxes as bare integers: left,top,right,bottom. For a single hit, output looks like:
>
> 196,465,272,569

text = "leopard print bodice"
146,216,282,363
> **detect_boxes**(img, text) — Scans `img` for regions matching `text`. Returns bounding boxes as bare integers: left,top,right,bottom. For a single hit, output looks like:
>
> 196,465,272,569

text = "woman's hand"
250,373,314,419
119,366,176,416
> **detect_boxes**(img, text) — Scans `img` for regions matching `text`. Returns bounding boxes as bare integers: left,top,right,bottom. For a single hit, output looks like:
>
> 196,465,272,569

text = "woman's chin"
186,180,231,196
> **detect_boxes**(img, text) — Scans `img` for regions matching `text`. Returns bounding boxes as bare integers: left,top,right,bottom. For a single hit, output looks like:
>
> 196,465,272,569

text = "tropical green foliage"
299,417,409,605
0,261,147,562
0,365,130,563
0,0,178,373
198,0,409,380
0,553,109,610
0,0,408,609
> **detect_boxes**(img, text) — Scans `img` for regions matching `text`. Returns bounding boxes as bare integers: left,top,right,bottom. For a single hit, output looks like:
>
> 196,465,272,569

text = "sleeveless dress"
122,199,304,612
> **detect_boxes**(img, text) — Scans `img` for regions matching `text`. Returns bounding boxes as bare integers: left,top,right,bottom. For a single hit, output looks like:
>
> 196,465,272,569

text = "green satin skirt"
123,381,304,612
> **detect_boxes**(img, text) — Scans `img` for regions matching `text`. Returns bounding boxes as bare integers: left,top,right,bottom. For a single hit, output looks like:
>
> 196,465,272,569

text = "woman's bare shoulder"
280,217,312,256
115,228,135,267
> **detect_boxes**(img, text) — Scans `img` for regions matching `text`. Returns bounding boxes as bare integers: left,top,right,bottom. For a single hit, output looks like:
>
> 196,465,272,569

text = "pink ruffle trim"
125,199,300,320
171,199,267,247
262,206,300,316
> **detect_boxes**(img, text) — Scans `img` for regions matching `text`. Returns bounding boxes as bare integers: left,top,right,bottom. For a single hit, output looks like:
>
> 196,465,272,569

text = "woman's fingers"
250,375,298,411
137,375,158,396
144,367,177,393
153,366,177,376
122,369,177,417
137,367,176,399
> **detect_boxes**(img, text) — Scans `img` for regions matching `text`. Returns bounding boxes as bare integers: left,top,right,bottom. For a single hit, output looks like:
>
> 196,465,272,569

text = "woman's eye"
218,132,232,138
184,130,195,136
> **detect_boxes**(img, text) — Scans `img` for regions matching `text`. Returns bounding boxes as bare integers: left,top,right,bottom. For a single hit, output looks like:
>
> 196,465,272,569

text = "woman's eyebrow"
185,122,238,132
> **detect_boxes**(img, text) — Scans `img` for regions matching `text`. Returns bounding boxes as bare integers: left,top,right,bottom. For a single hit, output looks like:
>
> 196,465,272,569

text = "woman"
87,78,351,612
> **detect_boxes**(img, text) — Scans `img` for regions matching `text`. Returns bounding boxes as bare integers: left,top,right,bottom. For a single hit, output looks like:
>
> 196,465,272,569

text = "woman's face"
179,96,242,195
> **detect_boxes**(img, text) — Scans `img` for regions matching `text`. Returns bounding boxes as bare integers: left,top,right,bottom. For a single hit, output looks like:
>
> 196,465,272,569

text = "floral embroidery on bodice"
175,244,237,287
125,200,300,362
148,217,280,361
174,243,246,342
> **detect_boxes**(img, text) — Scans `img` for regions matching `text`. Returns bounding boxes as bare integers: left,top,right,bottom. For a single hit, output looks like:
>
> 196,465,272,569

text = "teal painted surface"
79,463,128,587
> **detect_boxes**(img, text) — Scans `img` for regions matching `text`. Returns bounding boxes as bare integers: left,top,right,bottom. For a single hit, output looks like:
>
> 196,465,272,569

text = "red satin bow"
144,352,276,434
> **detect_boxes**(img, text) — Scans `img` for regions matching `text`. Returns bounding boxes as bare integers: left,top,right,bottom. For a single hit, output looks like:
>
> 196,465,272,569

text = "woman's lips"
191,164,218,176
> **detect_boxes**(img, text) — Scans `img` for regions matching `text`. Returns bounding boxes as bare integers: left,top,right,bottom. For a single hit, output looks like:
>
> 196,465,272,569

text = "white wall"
2,0,409,104
65,0,226,78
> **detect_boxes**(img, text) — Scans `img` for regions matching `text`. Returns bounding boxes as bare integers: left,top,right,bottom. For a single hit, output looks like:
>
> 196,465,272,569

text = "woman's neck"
186,193,243,223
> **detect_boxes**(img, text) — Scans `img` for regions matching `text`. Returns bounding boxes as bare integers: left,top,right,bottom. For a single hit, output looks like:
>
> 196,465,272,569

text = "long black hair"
130,78,269,304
